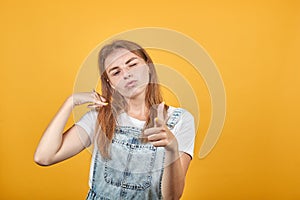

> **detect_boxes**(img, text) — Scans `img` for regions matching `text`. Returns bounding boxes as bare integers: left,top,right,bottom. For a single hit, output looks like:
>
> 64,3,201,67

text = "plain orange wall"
1,0,300,199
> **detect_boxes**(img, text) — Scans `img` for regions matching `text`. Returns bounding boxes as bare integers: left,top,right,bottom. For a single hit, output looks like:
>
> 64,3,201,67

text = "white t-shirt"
75,106,196,188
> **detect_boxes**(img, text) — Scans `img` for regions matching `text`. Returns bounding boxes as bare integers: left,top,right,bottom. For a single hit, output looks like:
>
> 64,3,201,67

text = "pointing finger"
144,127,165,136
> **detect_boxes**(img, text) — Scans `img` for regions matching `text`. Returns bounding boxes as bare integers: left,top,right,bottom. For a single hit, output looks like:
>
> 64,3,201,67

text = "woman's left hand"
144,102,178,152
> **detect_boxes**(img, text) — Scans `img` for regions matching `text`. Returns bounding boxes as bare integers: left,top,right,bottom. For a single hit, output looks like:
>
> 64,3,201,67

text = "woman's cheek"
111,77,123,89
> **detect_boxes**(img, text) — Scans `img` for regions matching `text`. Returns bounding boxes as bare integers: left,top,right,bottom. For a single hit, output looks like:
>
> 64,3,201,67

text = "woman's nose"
123,66,132,79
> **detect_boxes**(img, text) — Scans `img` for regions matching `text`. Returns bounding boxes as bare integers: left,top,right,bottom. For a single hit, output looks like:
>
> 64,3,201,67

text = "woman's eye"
112,71,120,76
129,63,137,67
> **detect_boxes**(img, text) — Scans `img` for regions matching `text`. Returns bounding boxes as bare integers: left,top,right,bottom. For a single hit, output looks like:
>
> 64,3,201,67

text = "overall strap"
166,108,183,129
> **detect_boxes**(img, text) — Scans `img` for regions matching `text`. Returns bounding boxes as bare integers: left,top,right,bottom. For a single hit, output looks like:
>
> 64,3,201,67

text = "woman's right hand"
34,90,107,166
70,90,108,108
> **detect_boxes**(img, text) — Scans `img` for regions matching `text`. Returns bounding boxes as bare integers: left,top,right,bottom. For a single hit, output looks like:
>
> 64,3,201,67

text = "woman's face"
104,48,150,99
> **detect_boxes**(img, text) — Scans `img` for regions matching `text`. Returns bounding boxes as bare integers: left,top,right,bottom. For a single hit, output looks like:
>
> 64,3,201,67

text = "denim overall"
86,108,183,200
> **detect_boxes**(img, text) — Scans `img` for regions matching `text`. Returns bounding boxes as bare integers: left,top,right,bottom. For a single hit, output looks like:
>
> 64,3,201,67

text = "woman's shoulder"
167,105,194,123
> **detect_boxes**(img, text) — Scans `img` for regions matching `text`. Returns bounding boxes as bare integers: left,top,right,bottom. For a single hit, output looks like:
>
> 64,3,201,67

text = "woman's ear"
107,79,115,90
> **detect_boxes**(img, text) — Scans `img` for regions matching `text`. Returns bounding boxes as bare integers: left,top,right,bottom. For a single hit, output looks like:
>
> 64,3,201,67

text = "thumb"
155,102,165,127
154,117,165,127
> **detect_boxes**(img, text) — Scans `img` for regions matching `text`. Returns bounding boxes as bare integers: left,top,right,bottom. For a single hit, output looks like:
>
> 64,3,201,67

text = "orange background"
1,0,300,199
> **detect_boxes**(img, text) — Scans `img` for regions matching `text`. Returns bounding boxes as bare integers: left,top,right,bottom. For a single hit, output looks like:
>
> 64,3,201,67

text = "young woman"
34,40,195,200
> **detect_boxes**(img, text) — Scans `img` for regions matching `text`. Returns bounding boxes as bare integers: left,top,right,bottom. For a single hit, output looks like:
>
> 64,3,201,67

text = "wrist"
66,95,76,108
165,140,179,154
164,143,180,167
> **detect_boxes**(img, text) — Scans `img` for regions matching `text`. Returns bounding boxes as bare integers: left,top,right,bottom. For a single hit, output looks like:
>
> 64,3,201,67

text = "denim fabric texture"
86,108,183,200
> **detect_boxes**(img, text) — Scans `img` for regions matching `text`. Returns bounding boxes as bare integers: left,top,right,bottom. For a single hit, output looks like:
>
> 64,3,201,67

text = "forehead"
104,48,138,69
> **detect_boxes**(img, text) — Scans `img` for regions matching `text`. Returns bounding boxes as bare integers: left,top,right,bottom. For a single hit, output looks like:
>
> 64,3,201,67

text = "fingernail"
100,96,106,102
96,101,108,106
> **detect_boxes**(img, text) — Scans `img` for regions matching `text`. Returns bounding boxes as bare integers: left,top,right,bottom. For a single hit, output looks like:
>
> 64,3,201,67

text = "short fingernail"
96,101,108,106
100,96,106,102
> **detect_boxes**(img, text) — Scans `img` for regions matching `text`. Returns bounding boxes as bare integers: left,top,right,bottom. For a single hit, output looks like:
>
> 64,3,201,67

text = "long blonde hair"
96,40,167,158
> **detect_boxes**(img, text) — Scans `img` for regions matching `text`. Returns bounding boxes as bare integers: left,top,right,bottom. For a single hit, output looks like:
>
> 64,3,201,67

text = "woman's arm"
144,102,193,199
34,92,107,166
162,149,191,200
145,119,190,199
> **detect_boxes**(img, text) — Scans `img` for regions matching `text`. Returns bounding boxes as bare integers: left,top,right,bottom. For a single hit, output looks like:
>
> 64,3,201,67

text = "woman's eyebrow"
108,66,119,73
108,57,138,73
125,57,138,64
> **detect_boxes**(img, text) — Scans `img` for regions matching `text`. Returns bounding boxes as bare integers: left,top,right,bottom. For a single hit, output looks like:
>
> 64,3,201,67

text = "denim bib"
86,108,183,200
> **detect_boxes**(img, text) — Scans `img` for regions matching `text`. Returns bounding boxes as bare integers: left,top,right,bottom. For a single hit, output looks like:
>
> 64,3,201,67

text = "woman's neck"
125,93,149,121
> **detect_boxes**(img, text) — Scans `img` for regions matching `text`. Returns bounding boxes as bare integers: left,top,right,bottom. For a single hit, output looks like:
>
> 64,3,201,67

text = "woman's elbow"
163,194,182,200
34,153,54,166
163,190,183,200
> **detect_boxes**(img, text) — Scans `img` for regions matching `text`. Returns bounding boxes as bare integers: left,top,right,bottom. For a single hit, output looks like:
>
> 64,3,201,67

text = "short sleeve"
75,110,98,142
173,109,196,159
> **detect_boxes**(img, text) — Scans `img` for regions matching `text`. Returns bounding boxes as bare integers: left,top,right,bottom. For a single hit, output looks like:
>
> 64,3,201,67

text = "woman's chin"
121,87,146,100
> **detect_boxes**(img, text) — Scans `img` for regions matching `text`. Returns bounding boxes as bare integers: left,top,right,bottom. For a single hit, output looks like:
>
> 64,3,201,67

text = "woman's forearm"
162,149,185,200
34,96,73,165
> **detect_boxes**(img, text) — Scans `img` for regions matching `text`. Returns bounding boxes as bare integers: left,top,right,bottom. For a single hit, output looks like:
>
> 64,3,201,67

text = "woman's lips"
125,80,137,88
